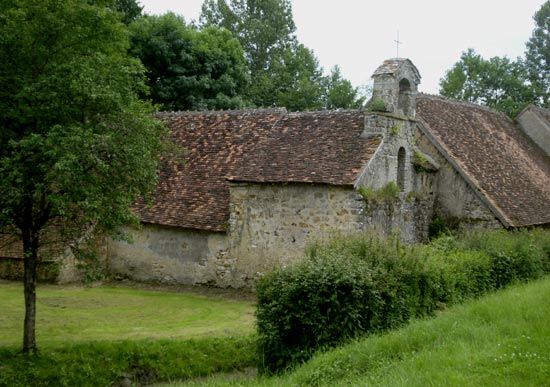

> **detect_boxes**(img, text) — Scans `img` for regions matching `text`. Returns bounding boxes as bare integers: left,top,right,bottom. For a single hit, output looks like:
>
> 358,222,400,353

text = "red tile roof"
416,94,550,227
229,111,381,184
134,109,381,232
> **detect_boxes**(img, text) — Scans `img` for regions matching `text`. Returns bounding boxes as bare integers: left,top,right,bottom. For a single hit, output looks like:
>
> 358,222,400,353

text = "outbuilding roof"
416,94,550,227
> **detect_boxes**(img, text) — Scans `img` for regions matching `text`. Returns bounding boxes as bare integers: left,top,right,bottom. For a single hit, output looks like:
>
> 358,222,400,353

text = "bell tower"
369,58,421,119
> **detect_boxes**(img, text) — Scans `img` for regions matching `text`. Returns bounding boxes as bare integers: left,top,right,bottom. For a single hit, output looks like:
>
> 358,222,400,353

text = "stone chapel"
2,58,550,287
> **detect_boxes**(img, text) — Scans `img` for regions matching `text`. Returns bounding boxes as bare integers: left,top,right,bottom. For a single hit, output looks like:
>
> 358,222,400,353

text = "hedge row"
255,229,550,373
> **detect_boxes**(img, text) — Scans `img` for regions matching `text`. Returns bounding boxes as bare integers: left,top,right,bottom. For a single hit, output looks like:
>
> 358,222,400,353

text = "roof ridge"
156,108,287,117
286,109,364,117
417,93,513,120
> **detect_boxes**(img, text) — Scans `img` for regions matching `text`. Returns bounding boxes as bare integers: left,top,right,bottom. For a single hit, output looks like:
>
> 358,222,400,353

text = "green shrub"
460,229,549,288
256,234,440,374
255,251,376,374
255,229,550,374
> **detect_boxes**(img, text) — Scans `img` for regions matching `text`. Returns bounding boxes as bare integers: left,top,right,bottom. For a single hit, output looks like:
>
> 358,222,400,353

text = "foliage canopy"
200,0,364,110
128,12,250,111
524,0,550,106
440,1,550,116
0,0,166,352
439,49,534,117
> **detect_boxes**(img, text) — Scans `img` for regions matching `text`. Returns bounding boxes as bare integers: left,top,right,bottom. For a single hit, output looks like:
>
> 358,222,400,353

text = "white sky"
138,0,547,94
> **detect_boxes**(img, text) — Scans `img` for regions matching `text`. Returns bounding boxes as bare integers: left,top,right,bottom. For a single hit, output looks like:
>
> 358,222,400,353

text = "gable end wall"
517,108,550,156
415,130,502,230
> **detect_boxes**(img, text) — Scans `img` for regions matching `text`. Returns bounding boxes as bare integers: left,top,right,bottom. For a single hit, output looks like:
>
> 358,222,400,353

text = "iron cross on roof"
394,31,403,58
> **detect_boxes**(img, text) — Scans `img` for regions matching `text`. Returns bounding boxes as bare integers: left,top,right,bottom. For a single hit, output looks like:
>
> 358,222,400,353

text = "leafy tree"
439,49,534,117
200,0,296,75
524,0,550,107
200,0,363,110
128,13,250,110
114,0,143,25
273,44,325,111
0,0,165,353
201,0,297,107
325,66,366,109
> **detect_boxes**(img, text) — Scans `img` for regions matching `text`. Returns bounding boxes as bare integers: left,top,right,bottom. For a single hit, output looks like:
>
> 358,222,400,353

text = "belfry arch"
398,78,412,117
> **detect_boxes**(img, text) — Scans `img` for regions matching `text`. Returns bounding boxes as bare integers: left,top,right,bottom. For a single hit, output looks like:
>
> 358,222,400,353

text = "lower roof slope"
135,109,381,232
417,94,550,227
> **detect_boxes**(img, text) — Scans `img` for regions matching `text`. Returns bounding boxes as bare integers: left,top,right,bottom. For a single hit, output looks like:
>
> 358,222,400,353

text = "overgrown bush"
255,229,550,374
256,234,438,373
459,229,550,288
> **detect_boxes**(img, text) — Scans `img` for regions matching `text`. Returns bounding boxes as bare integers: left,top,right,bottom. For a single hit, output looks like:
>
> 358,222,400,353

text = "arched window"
398,78,411,116
397,147,406,191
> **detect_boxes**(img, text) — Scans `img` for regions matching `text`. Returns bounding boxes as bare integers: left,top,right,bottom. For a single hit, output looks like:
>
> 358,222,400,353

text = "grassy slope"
0,281,255,347
177,277,550,387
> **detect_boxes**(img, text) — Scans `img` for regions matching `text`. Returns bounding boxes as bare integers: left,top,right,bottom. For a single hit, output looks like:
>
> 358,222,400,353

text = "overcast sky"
138,0,547,94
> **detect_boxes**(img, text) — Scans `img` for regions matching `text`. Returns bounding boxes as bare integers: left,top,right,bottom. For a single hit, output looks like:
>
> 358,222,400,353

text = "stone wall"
357,113,416,192
516,107,550,156
227,183,365,287
106,225,227,285
106,179,438,288
0,257,59,282
360,195,434,243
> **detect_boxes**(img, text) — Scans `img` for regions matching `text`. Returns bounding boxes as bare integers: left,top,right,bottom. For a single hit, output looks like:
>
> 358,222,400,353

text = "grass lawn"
174,276,550,387
0,280,255,348
2,278,549,387
0,280,257,387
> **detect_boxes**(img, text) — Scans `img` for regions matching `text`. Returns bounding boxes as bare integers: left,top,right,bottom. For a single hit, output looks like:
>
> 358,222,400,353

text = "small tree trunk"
22,231,39,354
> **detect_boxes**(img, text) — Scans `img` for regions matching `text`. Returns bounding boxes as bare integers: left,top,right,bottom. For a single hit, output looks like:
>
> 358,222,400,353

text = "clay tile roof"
229,110,381,184
134,109,381,232
416,94,550,227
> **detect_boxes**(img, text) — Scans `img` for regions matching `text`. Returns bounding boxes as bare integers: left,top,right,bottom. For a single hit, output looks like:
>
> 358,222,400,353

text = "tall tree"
200,0,363,110
325,66,366,110
273,44,325,110
129,13,250,110
439,49,534,117
200,0,296,75
524,0,550,107
114,0,143,25
0,0,165,353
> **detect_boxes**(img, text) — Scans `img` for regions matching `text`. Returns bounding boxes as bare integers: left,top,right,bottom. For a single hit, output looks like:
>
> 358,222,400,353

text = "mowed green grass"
0,280,255,348
174,277,550,387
